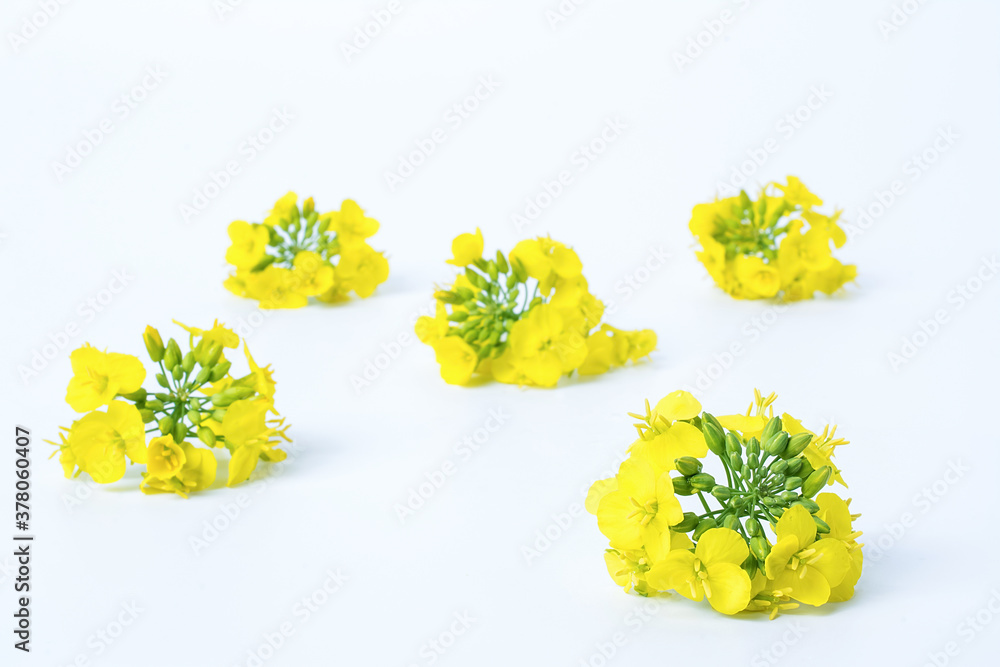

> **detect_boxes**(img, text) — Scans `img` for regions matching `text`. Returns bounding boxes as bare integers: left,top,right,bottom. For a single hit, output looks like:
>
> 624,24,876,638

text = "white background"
2,1,999,665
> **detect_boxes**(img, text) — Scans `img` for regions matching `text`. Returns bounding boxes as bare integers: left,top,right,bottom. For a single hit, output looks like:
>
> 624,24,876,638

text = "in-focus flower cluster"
415,230,657,387
49,321,291,497
587,389,862,617
690,177,856,301
224,192,389,308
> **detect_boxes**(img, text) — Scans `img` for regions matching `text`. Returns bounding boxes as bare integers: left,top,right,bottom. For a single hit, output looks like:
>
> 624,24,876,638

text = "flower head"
65,347,145,413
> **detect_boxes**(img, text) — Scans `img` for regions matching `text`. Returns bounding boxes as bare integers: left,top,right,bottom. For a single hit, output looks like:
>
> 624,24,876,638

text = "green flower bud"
674,456,702,477
464,268,488,290
495,250,509,274
689,473,716,491
785,458,805,476
120,387,147,402
673,512,700,533
145,399,165,412
448,311,469,322
729,452,742,469
156,373,170,388
783,476,803,491
512,258,528,283
747,453,759,468
139,409,156,424
205,344,223,367
783,432,813,459
171,365,183,381
749,535,771,561
672,477,694,496
798,460,815,479
158,415,174,436
725,432,742,457
702,412,723,433
769,459,788,475
164,339,182,370
172,420,187,443
182,351,196,374
212,409,226,422
210,361,232,382
722,514,740,531
745,517,763,536
703,422,725,456
187,409,202,425
195,367,212,385
746,437,760,456
197,427,217,447
743,556,759,579
794,498,820,513
802,466,831,497
741,465,751,478
486,262,498,282
711,485,732,501
813,516,831,533
693,517,717,541
779,490,798,502
143,326,165,362
772,473,786,487
761,416,782,443
764,431,789,457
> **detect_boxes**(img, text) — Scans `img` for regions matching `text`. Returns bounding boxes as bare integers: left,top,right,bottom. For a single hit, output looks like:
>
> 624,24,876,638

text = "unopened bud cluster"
690,176,856,301
587,389,862,618
49,320,291,497
224,192,388,308
416,229,656,387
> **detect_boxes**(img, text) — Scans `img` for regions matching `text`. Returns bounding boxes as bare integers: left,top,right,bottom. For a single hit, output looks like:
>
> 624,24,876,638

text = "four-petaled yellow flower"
596,454,684,551
66,401,146,483
647,528,753,614
223,398,289,486
225,221,270,270
629,391,708,471
764,504,850,606
65,347,145,413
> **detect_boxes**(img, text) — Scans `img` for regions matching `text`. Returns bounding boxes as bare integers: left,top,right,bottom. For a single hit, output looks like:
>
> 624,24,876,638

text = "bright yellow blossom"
764,505,850,606
446,228,484,266
596,454,684,551
65,346,145,413
67,401,146,483
225,221,270,270
140,439,217,498
647,528,752,614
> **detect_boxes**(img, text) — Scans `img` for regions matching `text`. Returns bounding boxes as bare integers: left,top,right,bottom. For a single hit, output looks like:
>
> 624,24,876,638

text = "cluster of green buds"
670,413,834,579
712,190,793,262
129,325,254,450
257,197,336,270
434,252,538,361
